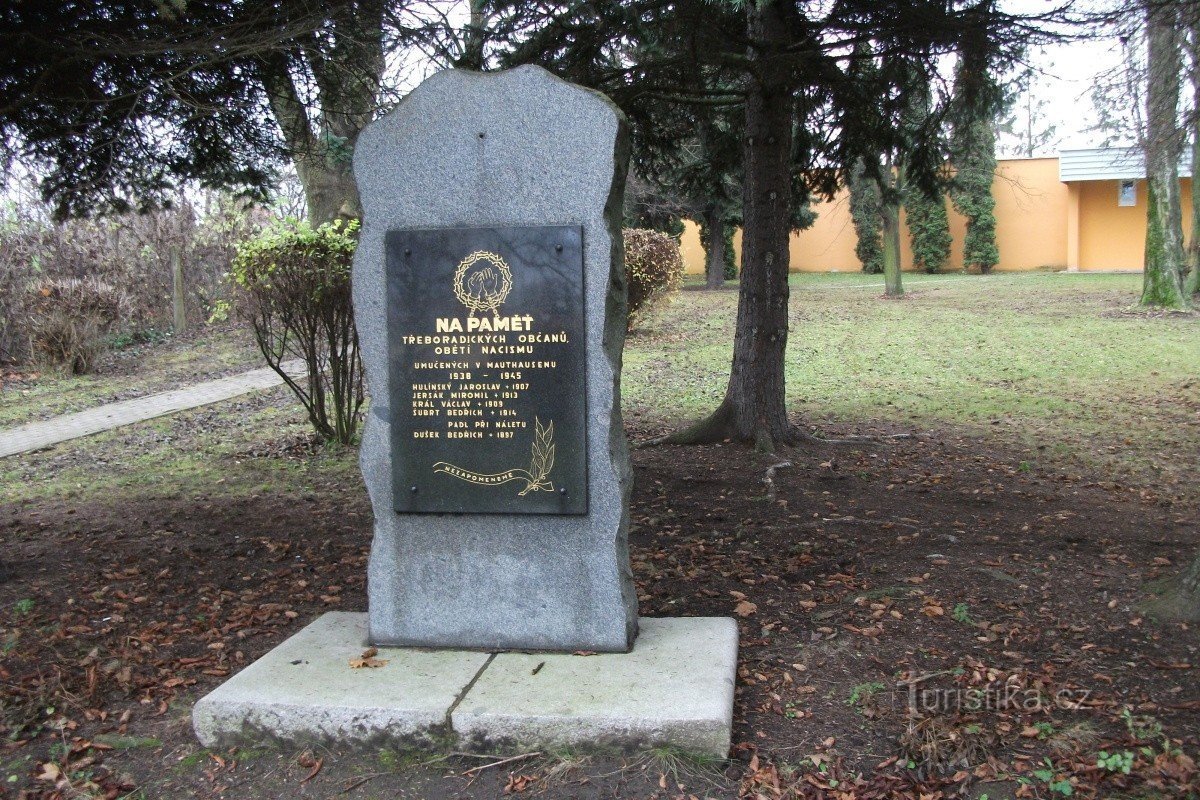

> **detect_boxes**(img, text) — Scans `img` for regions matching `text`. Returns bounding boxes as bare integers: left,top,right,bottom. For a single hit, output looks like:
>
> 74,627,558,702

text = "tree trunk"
296,157,360,226
703,205,728,289
1186,12,1200,297
171,245,186,334
1025,93,1034,158
882,160,904,296
882,200,903,295
668,0,796,452
1141,0,1189,309
458,0,487,70
260,55,361,225
1144,550,1200,621
257,2,383,225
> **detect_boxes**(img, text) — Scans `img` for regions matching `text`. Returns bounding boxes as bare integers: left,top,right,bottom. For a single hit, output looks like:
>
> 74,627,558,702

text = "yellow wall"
990,158,1070,270
1076,178,1193,271
679,157,1175,274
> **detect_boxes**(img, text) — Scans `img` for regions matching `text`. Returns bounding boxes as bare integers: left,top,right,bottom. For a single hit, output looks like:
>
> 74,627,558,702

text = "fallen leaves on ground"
348,647,388,669
503,772,537,793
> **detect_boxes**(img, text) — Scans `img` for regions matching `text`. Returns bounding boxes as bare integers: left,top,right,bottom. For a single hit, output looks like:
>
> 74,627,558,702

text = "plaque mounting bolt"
404,248,411,257
555,244,563,253
559,487,567,495
410,485,418,493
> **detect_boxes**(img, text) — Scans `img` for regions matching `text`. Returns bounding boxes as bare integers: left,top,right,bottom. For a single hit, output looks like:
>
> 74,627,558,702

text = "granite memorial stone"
352,66,638,652
193,68,737,756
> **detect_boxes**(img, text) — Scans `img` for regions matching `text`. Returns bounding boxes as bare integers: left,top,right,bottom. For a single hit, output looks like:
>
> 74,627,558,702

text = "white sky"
997,0,1132,155
1018,38,1126,151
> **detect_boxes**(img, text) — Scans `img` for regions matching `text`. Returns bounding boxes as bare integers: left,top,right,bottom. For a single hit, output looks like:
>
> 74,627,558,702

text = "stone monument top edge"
352,65,627,167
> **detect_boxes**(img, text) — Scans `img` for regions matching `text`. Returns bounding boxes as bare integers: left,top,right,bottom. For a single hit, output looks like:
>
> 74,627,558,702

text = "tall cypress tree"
901,70,952,274
844,47,884,275
848,158,884,274
951,116,1000,273
905,185,952,274
950,40,1001,274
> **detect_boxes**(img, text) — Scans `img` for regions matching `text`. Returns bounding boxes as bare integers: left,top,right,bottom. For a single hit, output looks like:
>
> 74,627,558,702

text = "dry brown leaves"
348,647,388,669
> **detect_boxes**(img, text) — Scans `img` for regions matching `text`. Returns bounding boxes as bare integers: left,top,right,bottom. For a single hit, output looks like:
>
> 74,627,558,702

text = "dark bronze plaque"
387,225,587,515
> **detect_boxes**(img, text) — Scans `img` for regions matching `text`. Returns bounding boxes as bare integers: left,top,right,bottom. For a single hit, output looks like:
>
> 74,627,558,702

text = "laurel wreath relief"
453,251,512,317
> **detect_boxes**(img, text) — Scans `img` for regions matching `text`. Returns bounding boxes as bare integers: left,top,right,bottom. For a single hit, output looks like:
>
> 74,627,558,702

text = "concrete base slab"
453,617,738,758
192,613,737,758
192,612,490,747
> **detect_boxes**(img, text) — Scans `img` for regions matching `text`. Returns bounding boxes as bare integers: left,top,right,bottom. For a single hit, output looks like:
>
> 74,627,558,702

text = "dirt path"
0,360,302,458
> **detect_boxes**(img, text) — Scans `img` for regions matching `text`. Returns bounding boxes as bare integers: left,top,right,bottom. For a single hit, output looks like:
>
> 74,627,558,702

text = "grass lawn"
628,272,1199,496
8,272,1196,506
1,272,1198,799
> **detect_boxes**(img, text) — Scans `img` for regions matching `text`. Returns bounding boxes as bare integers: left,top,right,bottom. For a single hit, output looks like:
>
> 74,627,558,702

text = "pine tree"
1,1,396,222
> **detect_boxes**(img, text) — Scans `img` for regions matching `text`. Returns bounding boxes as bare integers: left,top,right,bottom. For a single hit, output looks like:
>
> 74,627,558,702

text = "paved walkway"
0,360,304,459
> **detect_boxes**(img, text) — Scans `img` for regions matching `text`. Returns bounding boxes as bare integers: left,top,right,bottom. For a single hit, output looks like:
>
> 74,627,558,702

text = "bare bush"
624,227,685,325
0,194,261,364
24,278,130,373
231,219,363,445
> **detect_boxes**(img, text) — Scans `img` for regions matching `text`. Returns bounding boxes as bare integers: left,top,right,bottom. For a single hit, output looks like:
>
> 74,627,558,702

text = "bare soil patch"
2,419,1197,798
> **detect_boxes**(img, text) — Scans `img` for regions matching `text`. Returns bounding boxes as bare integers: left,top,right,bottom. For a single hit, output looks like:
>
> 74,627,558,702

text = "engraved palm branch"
432,417,556,496
517,417,555,495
